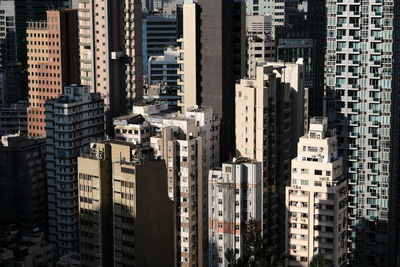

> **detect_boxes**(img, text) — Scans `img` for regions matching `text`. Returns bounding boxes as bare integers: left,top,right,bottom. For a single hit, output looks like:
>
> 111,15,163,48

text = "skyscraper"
245,0,285,29
208,158,262,267
15,0,70,68
246,15,275,79
26,9,79,137
114,103,220,266
78,0,143,127
78,141,174,267
235,62,305,254
0,0,19,106
0,133,47,231
177,1,200,113
325,1,400,265
179,0,246,162
276,0,326,117
45,85,104,256
285,117,347,266
0,0,71,106
149,106,220,266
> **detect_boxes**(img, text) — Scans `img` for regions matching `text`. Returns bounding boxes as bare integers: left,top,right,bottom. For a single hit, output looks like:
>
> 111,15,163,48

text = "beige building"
78,141,174,267
78,0,143,121
114,114,151,145
149,106,219,266
235,62,305,254
208,158,262,267
177,2,199,113
285,117,347,266
113,103,220,266
246,15,275,79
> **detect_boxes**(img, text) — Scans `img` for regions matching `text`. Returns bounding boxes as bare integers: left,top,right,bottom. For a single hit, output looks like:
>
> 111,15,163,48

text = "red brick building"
27,9,79,136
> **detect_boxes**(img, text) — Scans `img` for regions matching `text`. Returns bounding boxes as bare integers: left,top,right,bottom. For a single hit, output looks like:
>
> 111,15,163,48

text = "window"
301,169,308,174
314,181,322,186
301,180,309,186
315,170,323,175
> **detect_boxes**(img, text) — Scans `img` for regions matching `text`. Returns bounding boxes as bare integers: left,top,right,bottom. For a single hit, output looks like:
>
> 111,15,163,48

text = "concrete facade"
208,158,262,267
0,133,47,231
114,114,151,145
78,141,174,267
286,117,347,266
198,0,246,162
235,62,305,254
0,100,28,136
148,106,219,267
177,2,199,113
148,46,179,86
245,0,285,29
0,228,53,267
78,0,143,117
325,1,400,265
115,103,220,266
45,85,104,256
27,9,79,137
246,15,276,79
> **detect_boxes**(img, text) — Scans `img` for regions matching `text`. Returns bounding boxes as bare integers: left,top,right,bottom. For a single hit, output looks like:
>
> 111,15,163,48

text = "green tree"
225,248,238,267
243,218,264,266
224,219,287,267
309,254,326,267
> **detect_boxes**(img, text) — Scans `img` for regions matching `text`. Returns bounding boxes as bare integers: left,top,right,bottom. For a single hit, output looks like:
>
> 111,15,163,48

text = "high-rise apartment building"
145,83,181,111
0,0,19,106
178,0,246,162
114,114,151,145
78,141,174,267
0,133,47,231
285,117,347,266
0,1,71,106
208,158,262,267
145,13,178,58
45,85,104,256
26,9,79,137
150,106,219,266
0,228,54,267
235,62,305,254
15,0,70,68
245,0,285,28
246,15,276,79
177,2,200,113
276,0,326,117
78,0,143,118
0,100,28,136
115,103,220,266
277,38,315,116
325,1,400,265
148,46,179,86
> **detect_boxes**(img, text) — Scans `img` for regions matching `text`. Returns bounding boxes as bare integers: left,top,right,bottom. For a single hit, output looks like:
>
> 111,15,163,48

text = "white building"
114,114,151,145
208,158,262,267
147,47,179,86
114,103,220,267
45,85,105,256
285,117,347,267
245,0,285,29
78,0,143,111
246,15,276,78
